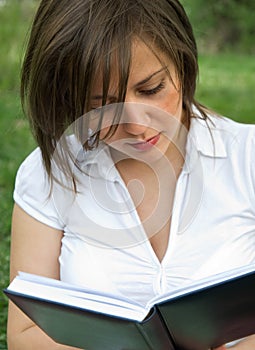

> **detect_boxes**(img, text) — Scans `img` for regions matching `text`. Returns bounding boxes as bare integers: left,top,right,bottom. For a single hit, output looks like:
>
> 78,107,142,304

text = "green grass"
197,54,255,123
0,2,36,348
0,2,254,349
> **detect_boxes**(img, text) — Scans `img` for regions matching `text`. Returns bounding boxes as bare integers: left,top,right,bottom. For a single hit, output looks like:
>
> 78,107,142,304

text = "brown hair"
21,0,206,184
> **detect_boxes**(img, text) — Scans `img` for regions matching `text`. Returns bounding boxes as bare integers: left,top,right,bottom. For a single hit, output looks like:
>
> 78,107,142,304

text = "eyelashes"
138,80,165,96
90,80,166,110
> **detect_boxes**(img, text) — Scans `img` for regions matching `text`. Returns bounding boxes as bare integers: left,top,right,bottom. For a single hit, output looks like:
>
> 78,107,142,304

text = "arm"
7,204,82,350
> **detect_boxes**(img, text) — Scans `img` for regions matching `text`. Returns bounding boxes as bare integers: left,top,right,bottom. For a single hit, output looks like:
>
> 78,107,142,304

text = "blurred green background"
0,0,254,348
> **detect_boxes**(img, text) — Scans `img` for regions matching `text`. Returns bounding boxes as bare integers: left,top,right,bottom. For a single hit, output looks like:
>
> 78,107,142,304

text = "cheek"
161,89,183,118
100,125,123,143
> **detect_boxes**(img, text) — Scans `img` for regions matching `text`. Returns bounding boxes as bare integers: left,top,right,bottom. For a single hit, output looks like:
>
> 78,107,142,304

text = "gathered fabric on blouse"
13,114,255,307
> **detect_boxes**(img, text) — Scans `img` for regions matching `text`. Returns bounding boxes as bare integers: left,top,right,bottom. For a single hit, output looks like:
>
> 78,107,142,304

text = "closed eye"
139,81,165,95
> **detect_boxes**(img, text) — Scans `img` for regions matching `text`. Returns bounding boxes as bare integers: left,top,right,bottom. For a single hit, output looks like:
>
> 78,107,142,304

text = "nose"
122,103,151,135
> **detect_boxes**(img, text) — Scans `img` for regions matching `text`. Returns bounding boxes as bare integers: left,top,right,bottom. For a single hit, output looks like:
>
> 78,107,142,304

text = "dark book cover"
4,265,255,350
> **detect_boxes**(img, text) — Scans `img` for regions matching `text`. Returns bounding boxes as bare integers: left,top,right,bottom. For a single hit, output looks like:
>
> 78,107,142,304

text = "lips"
128,133,160,151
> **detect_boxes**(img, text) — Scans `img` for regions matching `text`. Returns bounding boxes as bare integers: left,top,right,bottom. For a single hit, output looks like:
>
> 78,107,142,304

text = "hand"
213,335,255,349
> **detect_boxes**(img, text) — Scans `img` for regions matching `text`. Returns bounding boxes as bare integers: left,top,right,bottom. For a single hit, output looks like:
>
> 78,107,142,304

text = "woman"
7,0,255,348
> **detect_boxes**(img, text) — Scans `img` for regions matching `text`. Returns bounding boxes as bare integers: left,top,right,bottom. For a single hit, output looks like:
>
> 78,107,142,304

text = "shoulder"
189,112,255,203
189,112,255,187
209,115,255,152
14,147,48,199
212,115,255,201
15,147,46,185
190,110,255,156
14,147,63,229
197,113,255,193
210,114,255,135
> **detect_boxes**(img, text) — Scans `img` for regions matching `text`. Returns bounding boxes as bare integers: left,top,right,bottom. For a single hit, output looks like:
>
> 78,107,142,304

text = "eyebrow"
91,66,167,100
133,66,167,88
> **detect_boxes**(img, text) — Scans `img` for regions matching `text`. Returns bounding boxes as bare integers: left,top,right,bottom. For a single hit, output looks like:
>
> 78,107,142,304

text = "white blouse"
14,115,255,307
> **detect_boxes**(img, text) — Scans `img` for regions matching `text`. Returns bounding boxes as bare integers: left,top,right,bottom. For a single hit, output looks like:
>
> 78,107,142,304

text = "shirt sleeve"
13,147,64,230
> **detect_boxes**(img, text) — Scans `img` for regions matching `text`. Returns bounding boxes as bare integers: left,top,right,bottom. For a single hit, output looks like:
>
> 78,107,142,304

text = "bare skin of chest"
116,154,183,262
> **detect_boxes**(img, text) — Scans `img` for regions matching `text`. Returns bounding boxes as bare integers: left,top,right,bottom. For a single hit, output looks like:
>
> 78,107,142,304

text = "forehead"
92,39,172,93
129,39,169,82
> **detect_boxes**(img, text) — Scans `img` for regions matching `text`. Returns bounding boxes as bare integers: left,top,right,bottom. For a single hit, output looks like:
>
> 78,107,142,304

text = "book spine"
138,307,176,350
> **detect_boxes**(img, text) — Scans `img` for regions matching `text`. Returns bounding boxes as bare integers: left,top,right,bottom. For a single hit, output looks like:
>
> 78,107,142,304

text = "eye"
139,81,165,96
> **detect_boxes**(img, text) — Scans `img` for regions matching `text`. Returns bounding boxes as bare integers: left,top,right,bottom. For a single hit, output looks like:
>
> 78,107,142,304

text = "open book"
4,263,255,350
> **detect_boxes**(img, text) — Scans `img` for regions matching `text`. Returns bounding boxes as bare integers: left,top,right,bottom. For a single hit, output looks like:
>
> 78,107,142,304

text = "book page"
148,262,255,308
7,273,149,321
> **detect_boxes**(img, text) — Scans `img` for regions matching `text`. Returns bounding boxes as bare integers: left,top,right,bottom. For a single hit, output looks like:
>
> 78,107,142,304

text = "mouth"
128,133,161,151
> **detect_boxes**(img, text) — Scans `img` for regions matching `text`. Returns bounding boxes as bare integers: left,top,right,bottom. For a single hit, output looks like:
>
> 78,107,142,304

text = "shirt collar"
179,114,228,174
188,115,228,158
77,143,120,182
